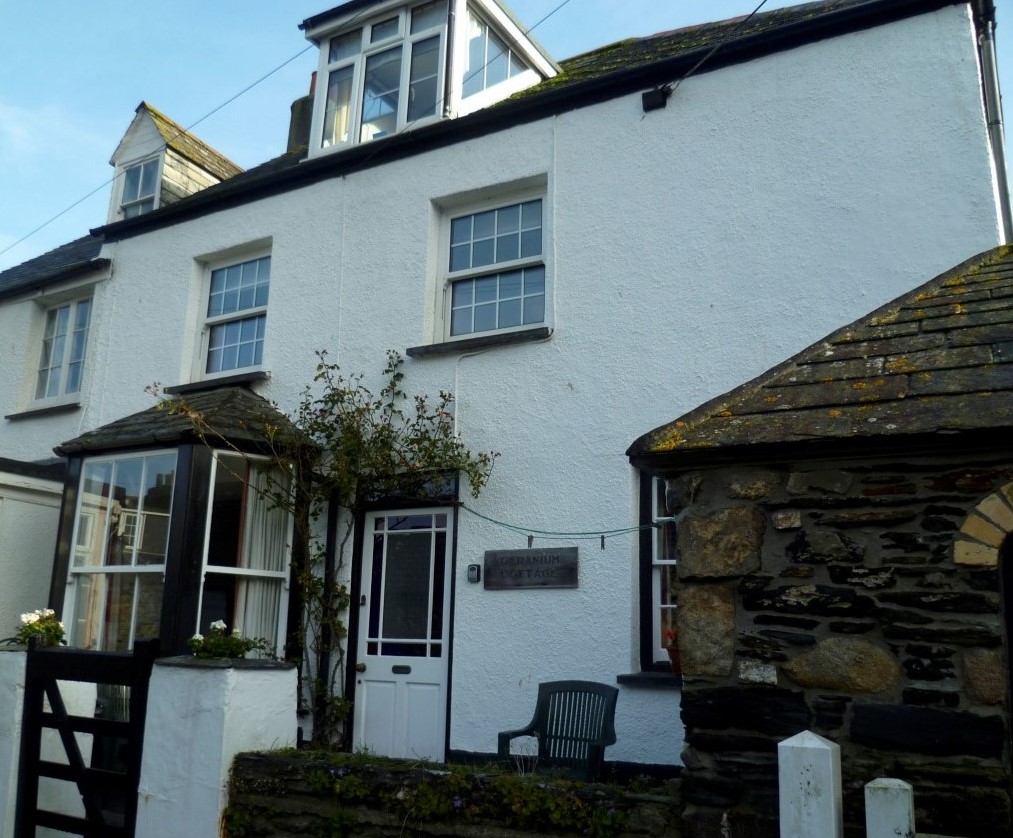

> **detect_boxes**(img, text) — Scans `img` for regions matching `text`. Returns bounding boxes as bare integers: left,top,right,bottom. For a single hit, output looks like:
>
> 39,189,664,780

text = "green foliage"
188,621,271,659
7,609,66,647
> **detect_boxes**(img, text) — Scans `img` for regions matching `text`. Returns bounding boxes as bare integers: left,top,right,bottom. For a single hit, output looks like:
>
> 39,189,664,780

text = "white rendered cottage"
0,0,1008,769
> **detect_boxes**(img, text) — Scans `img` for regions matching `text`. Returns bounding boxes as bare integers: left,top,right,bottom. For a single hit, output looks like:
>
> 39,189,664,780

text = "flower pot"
666,644,681,677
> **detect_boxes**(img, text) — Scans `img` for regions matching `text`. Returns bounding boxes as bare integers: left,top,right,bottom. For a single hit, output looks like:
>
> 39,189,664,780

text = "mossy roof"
139,102,244,182
517,0,870,98
628,245,1013,462
55,387,304,457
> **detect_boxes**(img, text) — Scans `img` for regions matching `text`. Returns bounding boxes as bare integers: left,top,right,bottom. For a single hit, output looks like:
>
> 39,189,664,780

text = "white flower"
210,620,227,632
191,633,204,642
41,609,55,618
20,613,39,625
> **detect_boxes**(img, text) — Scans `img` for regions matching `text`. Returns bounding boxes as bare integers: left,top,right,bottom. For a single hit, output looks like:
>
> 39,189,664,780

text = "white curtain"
235,465,289,649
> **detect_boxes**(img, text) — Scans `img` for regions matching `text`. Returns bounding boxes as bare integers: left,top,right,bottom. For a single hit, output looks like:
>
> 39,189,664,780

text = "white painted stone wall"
0,473,61,622
0,4,1001,766
135,659,297,838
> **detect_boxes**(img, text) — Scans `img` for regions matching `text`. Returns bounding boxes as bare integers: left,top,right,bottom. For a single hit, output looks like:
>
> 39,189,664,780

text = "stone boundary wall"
668,453,1012,837
226,752,681,837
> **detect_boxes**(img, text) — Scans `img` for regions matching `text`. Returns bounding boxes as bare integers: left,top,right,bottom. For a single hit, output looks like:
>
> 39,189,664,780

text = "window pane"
122,166,140,203
523,294,544,325
450,243,470,272
381,531,432,639
475,276,497,303
139,160,158,198
450,308,471,336
74,461,114,568
135,573,164,641
472,238,494,267
411,0,446,33
371,16,398,42
496,233,518,262
474,302,496,332
497,203,519,233
329,29,361,63
473,210,495,239
323,65,354,147
450,216,471,245
499,270,522,298
361,47,402,141
408,36,440,122
486,30,508,86
499,298,521,327
452,279,473,306
524,265,545,294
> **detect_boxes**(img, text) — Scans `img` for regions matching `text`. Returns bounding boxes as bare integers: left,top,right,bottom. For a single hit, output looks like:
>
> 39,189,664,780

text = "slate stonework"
677,506,765,579
664,453,1013,838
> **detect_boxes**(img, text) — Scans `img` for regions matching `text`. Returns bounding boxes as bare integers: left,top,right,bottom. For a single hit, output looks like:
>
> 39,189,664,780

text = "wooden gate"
15,638,159,838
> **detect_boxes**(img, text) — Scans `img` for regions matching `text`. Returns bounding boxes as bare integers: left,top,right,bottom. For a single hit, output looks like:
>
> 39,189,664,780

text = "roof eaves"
0,257,111,303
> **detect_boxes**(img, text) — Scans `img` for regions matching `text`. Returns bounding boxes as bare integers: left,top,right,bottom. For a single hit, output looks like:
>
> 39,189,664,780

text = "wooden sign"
483,547,578,589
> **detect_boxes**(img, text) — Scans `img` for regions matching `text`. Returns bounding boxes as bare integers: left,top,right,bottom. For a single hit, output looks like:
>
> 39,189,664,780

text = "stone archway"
957,483,1013,786
954,482,1013,567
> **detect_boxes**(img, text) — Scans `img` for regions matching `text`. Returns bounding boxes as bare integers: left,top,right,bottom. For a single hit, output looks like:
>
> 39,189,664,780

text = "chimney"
287,72,316,156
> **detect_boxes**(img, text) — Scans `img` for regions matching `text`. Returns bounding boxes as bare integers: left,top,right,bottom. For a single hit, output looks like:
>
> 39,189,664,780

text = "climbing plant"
164,349,497,744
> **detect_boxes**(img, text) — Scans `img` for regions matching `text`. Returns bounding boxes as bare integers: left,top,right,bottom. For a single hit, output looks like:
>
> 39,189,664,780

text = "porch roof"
628,245,1013,465
55,387,305,457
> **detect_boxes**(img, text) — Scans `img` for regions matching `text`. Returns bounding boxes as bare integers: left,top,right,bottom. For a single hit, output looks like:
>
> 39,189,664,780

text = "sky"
0,0,1011,271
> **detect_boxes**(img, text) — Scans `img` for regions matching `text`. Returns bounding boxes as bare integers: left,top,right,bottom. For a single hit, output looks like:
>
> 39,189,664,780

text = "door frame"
344,483,459,758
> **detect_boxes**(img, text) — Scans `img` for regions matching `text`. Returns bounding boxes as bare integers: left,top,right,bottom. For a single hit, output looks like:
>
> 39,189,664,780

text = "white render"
135,660,297,838
0,3,1004,767
0,473,61,622
0,650,26,838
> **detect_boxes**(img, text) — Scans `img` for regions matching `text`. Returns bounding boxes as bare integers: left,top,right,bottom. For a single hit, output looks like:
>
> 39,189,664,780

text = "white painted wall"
0,4,1001,766
0,473,61,623
136,659,297,838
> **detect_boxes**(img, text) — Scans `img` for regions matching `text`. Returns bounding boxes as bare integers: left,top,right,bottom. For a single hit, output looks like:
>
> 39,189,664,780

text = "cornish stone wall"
667,453,1012,838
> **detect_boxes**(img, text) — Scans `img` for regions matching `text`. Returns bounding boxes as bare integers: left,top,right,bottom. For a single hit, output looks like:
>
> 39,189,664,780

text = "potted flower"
664,628,681,676
187,620,270,659
8,608,66,647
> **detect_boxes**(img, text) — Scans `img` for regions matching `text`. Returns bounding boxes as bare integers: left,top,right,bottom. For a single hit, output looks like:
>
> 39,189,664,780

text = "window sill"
5,402,82,421
406,327,552,358
164,370,270,395
616,671,682,688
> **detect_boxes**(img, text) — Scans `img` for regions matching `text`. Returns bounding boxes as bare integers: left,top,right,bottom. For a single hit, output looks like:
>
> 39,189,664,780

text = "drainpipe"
443,1,457,118
977,0,1013,243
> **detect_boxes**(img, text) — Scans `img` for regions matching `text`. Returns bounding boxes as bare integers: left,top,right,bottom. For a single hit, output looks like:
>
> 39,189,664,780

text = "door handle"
355,662,366,672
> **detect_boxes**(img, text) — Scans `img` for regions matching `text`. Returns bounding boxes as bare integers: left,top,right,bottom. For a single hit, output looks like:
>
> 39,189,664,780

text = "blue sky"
1,0,1010,271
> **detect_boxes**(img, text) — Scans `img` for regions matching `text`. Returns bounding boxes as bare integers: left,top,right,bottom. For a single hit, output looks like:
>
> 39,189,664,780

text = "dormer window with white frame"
304,0,558,157
318,0,449,149
120,157,160,218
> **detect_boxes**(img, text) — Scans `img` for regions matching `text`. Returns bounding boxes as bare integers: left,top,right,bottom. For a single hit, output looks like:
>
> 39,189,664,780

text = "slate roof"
97,0,968,242
0,235,107,302
139,102,243,182
55,387,305,457
628,246,1013,463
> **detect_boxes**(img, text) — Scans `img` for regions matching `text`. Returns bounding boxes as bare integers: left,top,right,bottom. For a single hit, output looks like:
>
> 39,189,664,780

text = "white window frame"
64,450,178,652
651,476,677,665
196,451,293,657
311,0,449,154
197,250,272,380
119,156,161,219
436,186,548,342
33,295,92,406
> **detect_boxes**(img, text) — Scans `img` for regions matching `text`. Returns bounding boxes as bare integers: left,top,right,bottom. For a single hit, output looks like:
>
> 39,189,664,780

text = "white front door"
352,509,452,761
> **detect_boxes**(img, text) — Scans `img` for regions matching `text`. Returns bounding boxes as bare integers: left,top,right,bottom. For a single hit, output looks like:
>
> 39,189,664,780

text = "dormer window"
120,158,159,218
304,0,559,158
319,0,448,149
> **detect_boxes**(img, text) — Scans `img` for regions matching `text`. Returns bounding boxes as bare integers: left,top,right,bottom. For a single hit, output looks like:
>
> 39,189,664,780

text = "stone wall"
226,752,680,837
666,453,1012,837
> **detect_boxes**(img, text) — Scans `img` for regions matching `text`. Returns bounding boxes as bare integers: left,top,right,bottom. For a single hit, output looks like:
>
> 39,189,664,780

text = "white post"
778,730,842,838
865,778,915,838
135,658,297,838
0,649,27,838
